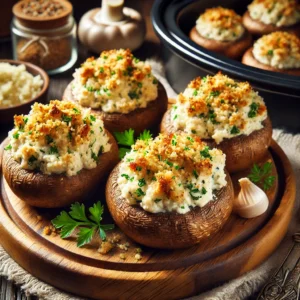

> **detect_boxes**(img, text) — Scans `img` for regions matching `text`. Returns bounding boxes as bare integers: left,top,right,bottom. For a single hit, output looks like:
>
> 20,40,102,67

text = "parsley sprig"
248,162,276,191
113,129,152,159
52,201,114,247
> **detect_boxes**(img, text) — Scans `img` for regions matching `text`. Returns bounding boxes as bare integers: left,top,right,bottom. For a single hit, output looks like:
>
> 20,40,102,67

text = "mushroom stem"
101,0,124,22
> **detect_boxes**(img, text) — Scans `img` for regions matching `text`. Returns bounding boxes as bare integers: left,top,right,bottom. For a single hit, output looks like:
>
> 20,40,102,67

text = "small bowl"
0,59,49,124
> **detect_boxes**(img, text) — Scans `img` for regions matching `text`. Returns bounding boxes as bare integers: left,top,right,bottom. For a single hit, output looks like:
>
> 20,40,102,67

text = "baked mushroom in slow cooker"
106,132,233,249
63,49,168,135
242,31,300,75
189,7,252,59
243,0,300,37
160,73,272,173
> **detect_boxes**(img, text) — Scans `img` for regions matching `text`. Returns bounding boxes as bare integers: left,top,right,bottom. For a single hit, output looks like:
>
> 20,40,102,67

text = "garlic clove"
234,177,269,219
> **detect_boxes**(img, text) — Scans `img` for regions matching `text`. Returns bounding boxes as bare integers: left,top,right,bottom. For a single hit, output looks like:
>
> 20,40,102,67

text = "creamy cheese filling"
71,49,158,114
248,0,300,27
0,63,43,108
252,31,300,69
170,73,268,144
196,7,245,42
118,133,227,214
7,100,111,176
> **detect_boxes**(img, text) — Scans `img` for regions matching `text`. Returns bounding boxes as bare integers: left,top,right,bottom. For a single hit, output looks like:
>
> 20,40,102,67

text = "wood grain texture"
0,140,295,300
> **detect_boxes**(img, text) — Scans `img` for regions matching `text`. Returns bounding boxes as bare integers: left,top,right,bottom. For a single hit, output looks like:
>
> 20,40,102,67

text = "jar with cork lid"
11,0,77,75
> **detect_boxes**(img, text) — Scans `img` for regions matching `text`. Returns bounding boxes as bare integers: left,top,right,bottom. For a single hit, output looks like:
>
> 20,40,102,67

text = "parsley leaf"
248,162,276,191
114,129,153,159
200,146,212,160
4,144,12,150
114,129,135,147
52,201,114,247
138,130,152,141
248,103,259,118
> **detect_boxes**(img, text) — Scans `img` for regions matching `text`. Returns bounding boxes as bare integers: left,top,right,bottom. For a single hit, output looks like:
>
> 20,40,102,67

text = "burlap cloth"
0,61,299,300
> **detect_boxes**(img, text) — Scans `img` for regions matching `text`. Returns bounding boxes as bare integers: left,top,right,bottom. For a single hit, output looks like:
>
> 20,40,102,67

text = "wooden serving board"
0,140,296,300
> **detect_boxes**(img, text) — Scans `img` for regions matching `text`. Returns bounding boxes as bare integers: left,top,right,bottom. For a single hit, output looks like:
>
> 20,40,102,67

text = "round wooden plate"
0,140,295,300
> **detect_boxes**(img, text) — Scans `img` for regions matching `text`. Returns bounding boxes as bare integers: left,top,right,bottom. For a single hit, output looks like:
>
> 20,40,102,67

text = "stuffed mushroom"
106,133,233,249
160,73,272,173
243,0,300,37
189,7,252,59
242,31,300,75
2,100,118,208
63,49,168,135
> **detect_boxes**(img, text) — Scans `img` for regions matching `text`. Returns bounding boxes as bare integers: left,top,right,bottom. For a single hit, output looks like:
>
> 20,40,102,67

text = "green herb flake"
13,132,19,139
248,102,259,118
230,125,240,135
200,146,212,160
193,90,198,96
138,178,146,187
193,170,198,179
90,115,96,122
135,188,145,197
28,155,37,165
267,49,274,56
62,115,72,124
4,144,12,150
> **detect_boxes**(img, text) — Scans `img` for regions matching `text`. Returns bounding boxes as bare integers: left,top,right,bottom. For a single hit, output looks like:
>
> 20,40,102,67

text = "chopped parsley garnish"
152,176,157,181
121,174,134,181
191,130,196,134
220,99,225,104
184,146,190,151
193,170,198,179
138,178,146,187
248,102,259,118
117,55,123,60
210,91,220,97
152,78,158,84
23,117,28,124
50,146,59,155
52,201,114,247
62,115,72,124
13,132,19,139
133,57,140,63
91,150,98,162
186,183,201,200
165,160,173,167
86,86,96,92
230,125,240,135
193,90,198,96
128,90,139,100
137,82,143,88
173,114,178,120
43,136,54,150
4,144,12,150
200,146,212,160
208,109,219,124
67,131,72,141
99,67,104,73
201,187,207,195
171,135,177,146
136,188,145,197
202,76,207,82
267,49,274,56
90,115,96,122
154,199,161,203
187,136,194,143
136,166,142,171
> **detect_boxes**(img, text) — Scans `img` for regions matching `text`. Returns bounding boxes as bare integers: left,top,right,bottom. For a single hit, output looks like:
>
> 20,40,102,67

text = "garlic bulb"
234,178,269,218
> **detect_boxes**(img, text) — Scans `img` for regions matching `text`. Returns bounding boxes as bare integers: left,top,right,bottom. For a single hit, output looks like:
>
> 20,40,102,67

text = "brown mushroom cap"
105,163,234,249
2,130,119,208
189,26,252,59
242,47,300,76
160,110,273,174
242,11,300,38
63,81,168,135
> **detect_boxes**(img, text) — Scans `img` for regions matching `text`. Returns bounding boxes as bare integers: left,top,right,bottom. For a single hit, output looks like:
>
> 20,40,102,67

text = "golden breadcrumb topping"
171,73,268,143
118,133,227,214
72,49,158,113
253,31,300,69
196,7,245,41
8,100,110,176
248,0,300,27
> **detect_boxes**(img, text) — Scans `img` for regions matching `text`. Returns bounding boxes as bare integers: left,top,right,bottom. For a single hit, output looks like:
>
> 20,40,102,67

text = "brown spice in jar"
21,0,66,18
17,37,71,71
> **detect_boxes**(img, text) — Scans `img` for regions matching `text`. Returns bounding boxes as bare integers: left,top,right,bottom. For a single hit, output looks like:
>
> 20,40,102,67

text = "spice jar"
11,0,77,75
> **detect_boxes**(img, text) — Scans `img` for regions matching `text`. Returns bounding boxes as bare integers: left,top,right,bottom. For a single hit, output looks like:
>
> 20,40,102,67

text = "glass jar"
11,1,77,75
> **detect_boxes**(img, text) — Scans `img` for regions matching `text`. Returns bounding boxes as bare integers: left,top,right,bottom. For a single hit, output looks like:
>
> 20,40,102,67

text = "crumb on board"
36,215,42,221
43,226,51,235
98,241,115,254
119,253,126,260
135,253,142,261
109,234,121,244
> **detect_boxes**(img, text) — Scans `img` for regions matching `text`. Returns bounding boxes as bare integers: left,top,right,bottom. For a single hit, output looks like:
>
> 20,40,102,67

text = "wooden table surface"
0,1,281,299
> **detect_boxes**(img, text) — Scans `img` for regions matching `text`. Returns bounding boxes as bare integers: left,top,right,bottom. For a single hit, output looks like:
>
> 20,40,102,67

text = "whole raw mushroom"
78,0,146,52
